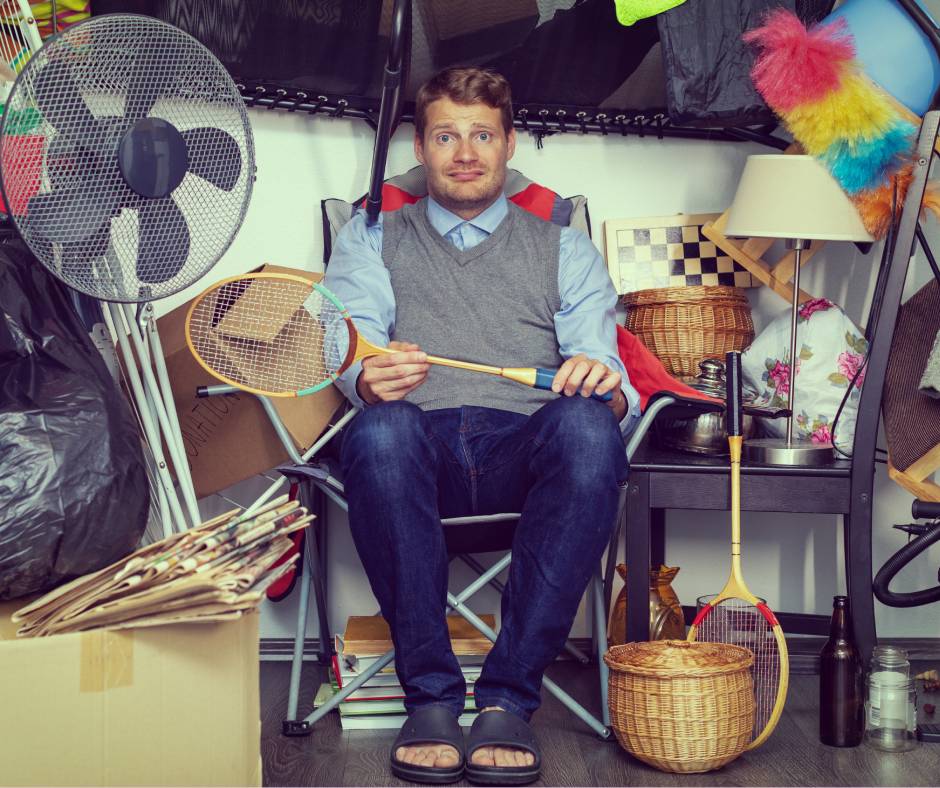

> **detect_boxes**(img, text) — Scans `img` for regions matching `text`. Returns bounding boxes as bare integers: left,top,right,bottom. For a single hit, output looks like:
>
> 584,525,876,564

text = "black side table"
624,439,875,659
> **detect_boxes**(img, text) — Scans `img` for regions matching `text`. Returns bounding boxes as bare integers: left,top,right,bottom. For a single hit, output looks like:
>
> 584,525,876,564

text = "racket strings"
187,277,348,394
696,598,781,741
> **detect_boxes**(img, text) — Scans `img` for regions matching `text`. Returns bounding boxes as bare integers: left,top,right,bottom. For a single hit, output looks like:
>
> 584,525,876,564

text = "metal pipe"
144,306,201,520
784,240,809,444
592,574,611,728
122,303,201,526
109,304,187,536
286,554,311,721
365,0,411,224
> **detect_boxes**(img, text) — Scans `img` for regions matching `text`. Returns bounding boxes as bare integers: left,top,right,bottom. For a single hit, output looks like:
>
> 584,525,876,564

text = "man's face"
415,97,516,218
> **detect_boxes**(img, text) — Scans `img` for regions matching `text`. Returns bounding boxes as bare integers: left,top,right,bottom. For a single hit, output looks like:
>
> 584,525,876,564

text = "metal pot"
655,358,756,456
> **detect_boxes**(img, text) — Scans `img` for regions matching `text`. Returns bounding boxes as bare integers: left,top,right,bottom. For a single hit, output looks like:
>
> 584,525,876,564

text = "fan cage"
0,12,255,303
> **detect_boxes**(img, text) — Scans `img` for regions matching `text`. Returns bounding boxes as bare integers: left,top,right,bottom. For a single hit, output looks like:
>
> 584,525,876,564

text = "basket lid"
604,640,754,677
622,285,749,307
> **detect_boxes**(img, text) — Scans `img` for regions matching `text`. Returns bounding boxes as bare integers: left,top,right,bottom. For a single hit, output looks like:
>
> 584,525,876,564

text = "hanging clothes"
657,0,800,127
614,0,686,27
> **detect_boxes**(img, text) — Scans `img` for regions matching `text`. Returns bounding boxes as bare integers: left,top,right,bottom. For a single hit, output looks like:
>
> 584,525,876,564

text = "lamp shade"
724,155,875,242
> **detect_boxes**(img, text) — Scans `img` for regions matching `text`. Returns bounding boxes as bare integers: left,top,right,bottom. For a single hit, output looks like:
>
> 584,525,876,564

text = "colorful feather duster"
744,8,938,239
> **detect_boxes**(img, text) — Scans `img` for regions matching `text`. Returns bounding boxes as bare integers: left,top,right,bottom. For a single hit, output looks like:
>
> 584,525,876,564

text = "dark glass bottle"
819,595,864,746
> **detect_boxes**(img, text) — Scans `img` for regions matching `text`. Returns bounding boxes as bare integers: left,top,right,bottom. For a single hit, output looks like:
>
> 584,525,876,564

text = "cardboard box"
0,602,261,786
158,264,345,498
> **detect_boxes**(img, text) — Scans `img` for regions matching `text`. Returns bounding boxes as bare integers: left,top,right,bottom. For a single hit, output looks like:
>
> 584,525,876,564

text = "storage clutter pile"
0,498,307,786
10,495,311,636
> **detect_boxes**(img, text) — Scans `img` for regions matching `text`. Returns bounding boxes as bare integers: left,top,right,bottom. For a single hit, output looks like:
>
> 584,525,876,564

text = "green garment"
614,0,687,26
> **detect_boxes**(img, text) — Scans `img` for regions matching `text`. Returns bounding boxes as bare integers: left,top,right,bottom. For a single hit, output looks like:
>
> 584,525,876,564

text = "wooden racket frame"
185,272,545,397
687,434,790,750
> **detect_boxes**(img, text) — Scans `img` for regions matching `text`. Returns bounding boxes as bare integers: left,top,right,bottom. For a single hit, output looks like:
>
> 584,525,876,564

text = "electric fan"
0,13,255,536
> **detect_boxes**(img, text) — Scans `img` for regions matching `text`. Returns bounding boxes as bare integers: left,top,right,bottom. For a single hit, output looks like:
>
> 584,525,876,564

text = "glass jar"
865,646,917,751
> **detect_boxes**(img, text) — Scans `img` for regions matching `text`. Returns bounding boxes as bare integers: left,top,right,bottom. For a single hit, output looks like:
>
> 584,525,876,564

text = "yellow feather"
784,70,901,155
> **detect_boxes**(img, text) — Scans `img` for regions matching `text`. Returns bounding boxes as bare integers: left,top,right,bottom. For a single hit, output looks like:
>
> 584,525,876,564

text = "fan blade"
25,179,119,244
181,127,242,191
124,45,177,122
60,223,113,284
44,133,102,191
136,198,190,284
32,61,99,143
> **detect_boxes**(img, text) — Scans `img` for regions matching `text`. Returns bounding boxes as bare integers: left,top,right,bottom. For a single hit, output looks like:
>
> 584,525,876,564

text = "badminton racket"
184,272,613,401
687,350,789,750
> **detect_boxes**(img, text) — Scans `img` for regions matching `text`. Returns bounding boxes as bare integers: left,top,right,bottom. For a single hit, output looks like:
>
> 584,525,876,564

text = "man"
324,67,639,785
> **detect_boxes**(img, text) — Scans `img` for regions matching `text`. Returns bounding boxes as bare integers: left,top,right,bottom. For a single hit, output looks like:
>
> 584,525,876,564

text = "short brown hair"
414,67,514,139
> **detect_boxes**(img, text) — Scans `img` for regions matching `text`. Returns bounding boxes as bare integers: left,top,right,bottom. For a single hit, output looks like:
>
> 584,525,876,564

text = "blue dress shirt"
323,194,641,435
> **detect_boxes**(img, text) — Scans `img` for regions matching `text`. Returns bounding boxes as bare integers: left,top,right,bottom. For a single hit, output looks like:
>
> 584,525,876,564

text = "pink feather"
744,9,856,113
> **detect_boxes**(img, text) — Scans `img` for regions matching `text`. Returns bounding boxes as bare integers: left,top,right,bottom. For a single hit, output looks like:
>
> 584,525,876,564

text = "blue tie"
450,222,468,251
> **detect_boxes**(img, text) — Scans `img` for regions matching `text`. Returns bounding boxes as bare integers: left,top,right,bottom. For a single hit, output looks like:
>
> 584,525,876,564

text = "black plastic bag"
0,239,149,600
657,0,797,128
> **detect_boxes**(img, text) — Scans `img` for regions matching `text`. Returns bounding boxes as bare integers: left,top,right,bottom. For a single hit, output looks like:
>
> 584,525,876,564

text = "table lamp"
724,154,875,466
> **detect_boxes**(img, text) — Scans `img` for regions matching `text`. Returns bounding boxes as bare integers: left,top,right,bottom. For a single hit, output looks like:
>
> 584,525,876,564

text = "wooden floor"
261,660,940,787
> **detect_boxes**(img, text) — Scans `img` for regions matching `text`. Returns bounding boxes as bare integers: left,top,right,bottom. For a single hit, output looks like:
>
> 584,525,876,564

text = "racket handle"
534,367,613,402
725,351,743,437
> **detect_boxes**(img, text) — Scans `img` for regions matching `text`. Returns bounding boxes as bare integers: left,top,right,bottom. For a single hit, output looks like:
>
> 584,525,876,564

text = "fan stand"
105,298,201,536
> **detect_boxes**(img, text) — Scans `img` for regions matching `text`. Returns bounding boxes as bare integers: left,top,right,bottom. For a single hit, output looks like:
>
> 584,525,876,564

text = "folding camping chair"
242,319,719,739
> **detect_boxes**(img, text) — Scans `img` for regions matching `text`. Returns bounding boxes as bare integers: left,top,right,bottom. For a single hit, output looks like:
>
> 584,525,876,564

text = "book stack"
11,495,311,636
315,614,495,730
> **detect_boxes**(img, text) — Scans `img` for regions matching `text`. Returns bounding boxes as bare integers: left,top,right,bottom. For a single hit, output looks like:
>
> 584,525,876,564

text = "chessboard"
604,213,756,295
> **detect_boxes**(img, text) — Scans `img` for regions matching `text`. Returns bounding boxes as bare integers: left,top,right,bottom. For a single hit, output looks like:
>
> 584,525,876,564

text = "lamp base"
742,437,834,467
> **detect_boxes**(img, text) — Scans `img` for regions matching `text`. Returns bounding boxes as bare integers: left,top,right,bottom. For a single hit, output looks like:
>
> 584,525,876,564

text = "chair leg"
292,649,397,733
625,473,652,643
284,553,313,733
603,503,626,616
445,588,611,739
455,553,591,664
592,572,611,728
308,492,332,665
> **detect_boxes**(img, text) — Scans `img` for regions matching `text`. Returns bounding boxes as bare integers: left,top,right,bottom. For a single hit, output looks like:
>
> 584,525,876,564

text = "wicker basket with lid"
604,640,755,773
623,286,754,377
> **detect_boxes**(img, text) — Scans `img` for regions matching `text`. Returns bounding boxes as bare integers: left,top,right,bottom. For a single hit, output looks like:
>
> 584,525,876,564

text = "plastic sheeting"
0,239,149,600
658,0,800,127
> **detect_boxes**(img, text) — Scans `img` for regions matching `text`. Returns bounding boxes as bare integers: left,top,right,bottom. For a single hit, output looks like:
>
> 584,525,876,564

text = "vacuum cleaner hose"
873,503,940,607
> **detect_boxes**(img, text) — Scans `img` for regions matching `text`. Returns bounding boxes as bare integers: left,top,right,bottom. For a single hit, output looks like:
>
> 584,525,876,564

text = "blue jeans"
340,396,629,722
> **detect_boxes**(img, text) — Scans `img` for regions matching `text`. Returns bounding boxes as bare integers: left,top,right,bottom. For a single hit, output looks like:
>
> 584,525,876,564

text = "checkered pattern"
615,222,754,292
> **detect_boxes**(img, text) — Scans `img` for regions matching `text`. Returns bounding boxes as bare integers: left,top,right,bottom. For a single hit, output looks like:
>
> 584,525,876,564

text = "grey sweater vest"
382,199,564,415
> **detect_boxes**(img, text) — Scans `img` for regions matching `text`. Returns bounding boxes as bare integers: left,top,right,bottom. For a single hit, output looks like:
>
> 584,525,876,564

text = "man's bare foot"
394,743,460,770
468,707,536,768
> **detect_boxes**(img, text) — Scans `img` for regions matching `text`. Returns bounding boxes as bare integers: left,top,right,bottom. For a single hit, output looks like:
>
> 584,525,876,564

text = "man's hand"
552,353,627,420
356,341,430,405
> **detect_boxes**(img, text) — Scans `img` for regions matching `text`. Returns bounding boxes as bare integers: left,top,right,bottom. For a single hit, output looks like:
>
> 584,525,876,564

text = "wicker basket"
604,640,755,773
623,286,754,377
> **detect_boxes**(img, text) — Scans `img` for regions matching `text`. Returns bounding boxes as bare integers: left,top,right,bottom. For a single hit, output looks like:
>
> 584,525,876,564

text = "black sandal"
390,705,466,785
465,709,541,786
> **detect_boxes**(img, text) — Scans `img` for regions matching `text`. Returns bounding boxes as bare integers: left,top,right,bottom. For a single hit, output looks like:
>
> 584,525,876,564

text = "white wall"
171,105,940,643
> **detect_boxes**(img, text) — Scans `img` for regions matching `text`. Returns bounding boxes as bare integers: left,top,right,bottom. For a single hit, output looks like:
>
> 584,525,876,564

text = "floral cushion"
742,298,868,454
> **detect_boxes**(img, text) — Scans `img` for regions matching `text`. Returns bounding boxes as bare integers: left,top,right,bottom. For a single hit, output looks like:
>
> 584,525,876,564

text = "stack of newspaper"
12,495,311,637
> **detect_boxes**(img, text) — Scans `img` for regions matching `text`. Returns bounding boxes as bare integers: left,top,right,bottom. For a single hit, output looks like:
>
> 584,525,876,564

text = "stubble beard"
431,169,506,216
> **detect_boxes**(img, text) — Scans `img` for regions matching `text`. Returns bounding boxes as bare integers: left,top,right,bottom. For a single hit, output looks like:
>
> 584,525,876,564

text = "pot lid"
683,357,730,399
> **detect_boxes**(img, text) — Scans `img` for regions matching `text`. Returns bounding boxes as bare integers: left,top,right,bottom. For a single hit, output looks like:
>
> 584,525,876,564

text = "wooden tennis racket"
687,350,789,750
184,272,612,401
